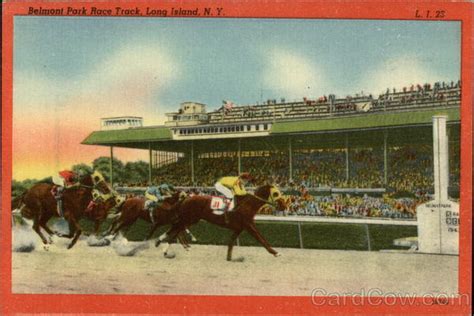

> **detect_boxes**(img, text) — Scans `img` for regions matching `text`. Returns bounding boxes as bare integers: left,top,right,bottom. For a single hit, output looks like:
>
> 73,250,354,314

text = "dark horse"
104,190,187,241
156,185,288,261
13,172,110,249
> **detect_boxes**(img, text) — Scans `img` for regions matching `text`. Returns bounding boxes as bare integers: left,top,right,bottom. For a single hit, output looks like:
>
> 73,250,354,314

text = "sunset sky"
13,18,460,180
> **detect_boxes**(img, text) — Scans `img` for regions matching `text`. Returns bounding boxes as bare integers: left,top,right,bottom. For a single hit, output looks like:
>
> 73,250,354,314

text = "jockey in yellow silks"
214,173,252,211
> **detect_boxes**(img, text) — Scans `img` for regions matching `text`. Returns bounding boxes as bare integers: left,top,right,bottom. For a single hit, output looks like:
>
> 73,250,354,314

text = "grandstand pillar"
288,137,293,181
148,143,152,184
190,141,195,185
345,134,349,182
238,138,242,174
383,130,388,186
109,146,114,186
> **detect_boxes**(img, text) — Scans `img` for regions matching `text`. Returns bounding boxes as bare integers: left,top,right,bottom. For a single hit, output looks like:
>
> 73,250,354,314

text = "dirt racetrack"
12,236,458,296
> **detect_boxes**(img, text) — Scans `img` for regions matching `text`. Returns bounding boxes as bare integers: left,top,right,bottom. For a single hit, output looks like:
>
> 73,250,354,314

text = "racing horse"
104,190,194,245
13,172,111,249
156,184,288,261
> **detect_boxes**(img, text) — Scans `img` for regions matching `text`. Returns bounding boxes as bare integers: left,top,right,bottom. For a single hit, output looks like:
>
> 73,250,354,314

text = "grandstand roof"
82,126,171,145
271,107,459,134
82,107,460,151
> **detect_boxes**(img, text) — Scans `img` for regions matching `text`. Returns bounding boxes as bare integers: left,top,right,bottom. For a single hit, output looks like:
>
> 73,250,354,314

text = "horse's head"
91,171,111,194
254,185,287,212
164,190,186,204
178,190,187,201
78,171,94,187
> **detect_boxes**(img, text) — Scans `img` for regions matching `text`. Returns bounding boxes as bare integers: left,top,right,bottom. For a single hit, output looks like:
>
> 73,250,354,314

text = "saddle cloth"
210,196,233,213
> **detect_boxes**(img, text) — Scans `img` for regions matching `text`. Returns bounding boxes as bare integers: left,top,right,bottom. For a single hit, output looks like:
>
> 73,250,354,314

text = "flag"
223,100,234,111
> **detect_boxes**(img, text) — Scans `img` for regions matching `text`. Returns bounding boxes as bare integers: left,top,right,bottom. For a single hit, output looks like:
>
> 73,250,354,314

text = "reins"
249,193,277,207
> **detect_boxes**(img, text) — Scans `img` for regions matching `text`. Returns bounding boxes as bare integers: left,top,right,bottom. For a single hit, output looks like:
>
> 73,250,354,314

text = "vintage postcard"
1,0,472,314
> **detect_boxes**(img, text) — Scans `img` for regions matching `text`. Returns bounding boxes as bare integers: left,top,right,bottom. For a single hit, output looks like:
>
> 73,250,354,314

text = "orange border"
1,1,472,314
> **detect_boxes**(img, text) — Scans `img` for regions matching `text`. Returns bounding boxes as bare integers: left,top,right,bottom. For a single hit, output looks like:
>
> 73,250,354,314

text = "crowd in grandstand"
149,144,456,194
113,142,462,219
209,80,460,122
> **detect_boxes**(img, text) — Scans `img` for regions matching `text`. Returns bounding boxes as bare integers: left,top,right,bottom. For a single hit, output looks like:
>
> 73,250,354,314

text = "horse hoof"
155,240,161,248
164,252,175,259
273,252,281,257
232,256,245,262
191,237,197,242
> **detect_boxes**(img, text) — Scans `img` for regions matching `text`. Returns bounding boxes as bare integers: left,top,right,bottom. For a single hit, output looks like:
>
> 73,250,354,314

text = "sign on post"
416,116,459,255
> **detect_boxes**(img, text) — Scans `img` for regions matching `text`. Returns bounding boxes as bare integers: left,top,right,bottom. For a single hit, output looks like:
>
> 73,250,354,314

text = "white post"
289,137,293,181
416,115,459,255
238,138,242,174
433,116,449,201
345,134,349,182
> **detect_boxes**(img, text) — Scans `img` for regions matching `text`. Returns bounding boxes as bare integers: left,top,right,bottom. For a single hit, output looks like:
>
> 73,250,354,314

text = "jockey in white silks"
51,170,81,217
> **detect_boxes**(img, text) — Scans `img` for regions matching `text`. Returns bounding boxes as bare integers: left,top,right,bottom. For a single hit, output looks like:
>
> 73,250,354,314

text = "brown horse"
156,185,287,261
13,173,110,249
104,190,186,240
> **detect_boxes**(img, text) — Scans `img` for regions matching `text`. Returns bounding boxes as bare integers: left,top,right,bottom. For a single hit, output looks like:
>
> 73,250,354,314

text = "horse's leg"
155,226,185,259
32,216,49,246
67,216,82,249
185,229,197,242
93,220,103,236
155,225,182,247
103,218,118,237
245,223,279,256
177,232,190,250
227,229,243,261
38,215,54,244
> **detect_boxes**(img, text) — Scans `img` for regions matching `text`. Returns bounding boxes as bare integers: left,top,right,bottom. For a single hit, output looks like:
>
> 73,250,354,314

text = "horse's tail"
11,192,27,214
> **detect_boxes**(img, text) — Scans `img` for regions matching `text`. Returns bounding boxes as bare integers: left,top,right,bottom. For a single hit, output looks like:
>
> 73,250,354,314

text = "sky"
12,17,460,180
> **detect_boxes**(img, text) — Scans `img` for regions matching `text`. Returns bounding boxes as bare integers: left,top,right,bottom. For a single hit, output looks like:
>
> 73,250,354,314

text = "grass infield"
79,218,417,251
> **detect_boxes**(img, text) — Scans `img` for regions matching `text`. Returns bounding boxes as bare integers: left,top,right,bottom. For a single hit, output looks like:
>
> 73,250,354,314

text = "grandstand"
82,80,460,197
83,81,458,219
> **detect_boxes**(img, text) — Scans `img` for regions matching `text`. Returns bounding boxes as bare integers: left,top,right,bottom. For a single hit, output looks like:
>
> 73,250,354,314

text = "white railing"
253,215,417,251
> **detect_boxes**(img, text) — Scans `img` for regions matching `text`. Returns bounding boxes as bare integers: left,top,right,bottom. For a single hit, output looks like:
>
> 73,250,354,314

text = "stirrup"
149,210,155,225
57,205,64,218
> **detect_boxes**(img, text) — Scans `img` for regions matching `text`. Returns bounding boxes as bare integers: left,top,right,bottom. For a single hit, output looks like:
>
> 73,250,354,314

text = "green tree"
92,156,125,183
11,178,40,199
71,163,93,175
124,160,149,185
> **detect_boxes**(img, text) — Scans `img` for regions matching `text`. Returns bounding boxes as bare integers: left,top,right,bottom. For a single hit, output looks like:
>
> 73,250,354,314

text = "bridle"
250,187,283,208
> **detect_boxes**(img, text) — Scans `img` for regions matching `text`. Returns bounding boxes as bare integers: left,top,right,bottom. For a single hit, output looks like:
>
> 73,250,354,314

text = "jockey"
51,170,81,217
214,172,252,212
144,184,174,225
84,171,126,215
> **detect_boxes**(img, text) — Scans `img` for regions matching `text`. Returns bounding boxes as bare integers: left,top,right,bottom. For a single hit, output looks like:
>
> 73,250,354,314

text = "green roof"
82,108,460,149
271,108,460,134
82,126,172,145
